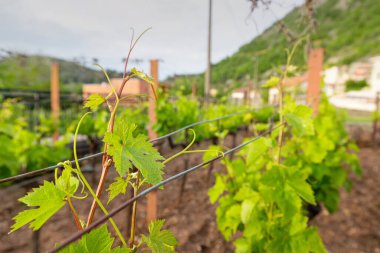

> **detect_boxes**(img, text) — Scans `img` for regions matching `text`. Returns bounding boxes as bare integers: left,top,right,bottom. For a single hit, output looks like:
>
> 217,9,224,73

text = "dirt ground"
0,129,379,253
310,147,380,253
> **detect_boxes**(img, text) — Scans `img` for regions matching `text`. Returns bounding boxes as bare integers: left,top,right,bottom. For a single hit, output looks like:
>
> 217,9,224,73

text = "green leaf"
10,181,66,233
107,177,129,204
260,166,302,219
208,174,226,203
304,227,327,253
286,169,316,205
323,188,339,213
234,237,252,253
60,224,131,253
241,199,257,224
224,158,246,178
56,164,79,196
234,185,258,201
142,220,178,253
131,68,154,85
262,76,280,88
202,145,222,164
303,139,328,163
224,204,242,239
285,105,314,136
84,94,106,111
0,136,20,177
289,213,308,235
246,137,270,166
104,121,164,184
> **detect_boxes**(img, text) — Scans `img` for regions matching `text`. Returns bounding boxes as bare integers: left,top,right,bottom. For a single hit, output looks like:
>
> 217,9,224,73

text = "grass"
338,108,374,125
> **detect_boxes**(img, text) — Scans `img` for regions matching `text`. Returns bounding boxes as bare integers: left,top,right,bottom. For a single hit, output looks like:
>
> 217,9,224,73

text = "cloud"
0,0,303,79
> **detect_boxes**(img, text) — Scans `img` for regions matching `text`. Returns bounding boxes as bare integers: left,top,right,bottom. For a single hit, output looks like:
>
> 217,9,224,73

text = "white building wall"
369,56,380,92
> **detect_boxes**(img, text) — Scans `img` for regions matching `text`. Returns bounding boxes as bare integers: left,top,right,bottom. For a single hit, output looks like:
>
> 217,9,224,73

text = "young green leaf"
59,224,131,253
208,174,226,203
234,237,252,253
246,137,270,166
10,181,66,233
304,227,327,253
106,177,129,204
130,68,154,85
142,220,178,253
240,199,256,224
221,204,242,240
56,165,79,196
104,121,164,184
202,145,222,164
285,167,316,205
130,68,158,100
262,76,280,88
284,105,314,136
84,94,106,111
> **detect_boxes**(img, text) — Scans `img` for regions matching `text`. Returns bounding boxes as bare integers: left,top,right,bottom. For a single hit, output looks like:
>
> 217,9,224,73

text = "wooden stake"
192,81,197,99
50,63,60,141
204,0,212,103
147,59,159,223
372,91,380,145
307,48,324,114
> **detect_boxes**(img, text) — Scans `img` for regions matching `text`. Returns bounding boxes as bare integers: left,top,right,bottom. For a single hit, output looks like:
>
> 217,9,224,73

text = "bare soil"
310,147,380,253
1,129,379,253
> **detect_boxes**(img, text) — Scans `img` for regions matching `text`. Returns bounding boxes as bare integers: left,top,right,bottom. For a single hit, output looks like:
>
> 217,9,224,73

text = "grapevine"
8,30,181,253
205,41,361,252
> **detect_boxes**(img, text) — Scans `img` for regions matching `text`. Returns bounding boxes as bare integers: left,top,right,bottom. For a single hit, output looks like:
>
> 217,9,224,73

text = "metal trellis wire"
0,109,255,184
50,123,283,253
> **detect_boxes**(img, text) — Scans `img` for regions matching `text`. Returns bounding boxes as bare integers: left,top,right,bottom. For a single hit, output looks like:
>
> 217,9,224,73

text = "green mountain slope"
173,0,380,93
0,53,121,93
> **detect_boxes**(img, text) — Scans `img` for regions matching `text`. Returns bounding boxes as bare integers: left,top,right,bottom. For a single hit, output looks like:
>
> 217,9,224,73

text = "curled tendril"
163,129,197,165
184,149,225,158
119,94,148,102
162,129,225,166
95,64,118,102
55,161,88,200
71,168,88,196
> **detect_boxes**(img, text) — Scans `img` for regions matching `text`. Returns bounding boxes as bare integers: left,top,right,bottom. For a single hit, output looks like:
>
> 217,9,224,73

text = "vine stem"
74,113,127,247
85,28,152,241
129,171,140,248
67,197,83,231
86,77,148,225
86,67,145,225
276,38,304,163
276,83,285,164
87,83,123,225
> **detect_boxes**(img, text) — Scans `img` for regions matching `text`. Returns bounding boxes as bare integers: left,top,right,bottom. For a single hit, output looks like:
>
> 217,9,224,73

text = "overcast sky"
0,0,304,79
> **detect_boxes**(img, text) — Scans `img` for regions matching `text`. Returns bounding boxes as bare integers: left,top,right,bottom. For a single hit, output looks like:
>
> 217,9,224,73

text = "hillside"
0,53,121,93
172,0,380,94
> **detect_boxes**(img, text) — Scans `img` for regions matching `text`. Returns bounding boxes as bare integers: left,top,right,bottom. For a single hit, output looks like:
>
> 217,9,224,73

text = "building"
230,87,258,105
268,75,307,105
324,66,349,95
82,78,150,104
369,55,380,92
323,61,372,95
325,55,380,112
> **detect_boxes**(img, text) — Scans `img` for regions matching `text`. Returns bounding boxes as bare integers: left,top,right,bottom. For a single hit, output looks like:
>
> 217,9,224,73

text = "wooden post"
204,0,212,103
147,59,159,223
307,48,324,114
178,158,189,205
178,130,190,204
192,82,197,99
50,63,60,141
31,223,40,253
372,91,380,145
230,132,237,159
